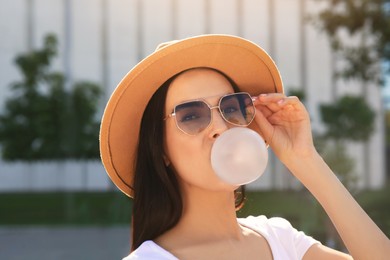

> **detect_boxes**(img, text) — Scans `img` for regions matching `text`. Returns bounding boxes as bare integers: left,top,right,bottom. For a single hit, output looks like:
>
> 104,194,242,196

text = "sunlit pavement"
0,226,131,260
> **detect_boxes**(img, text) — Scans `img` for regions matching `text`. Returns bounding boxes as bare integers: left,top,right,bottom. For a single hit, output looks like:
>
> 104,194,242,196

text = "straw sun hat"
100,34,283,198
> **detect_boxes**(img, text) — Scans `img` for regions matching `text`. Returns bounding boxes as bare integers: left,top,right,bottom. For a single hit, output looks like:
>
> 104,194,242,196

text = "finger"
254,93,288,113
256,104,274,118
253,106,275,144
277,96,300,105
276,96,306,111
255,93,286,104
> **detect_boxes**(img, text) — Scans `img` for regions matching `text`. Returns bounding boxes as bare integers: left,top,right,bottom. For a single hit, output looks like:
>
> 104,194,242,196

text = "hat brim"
100,34,283,198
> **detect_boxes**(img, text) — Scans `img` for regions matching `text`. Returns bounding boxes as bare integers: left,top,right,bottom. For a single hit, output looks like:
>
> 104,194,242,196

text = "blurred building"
0,0,385,191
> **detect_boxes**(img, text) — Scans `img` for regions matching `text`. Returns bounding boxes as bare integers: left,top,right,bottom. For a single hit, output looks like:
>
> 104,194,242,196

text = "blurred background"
0,0,389,259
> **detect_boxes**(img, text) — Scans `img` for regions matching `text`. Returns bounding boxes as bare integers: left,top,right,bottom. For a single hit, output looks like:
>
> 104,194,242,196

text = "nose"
208,108,228,139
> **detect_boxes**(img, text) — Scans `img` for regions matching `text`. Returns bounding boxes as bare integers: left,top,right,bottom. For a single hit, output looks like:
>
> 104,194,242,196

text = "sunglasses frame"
164,92,256,136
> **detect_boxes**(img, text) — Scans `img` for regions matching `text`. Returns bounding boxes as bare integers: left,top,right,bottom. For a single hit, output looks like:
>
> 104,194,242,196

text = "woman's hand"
253,94,390,259
253,93,316,166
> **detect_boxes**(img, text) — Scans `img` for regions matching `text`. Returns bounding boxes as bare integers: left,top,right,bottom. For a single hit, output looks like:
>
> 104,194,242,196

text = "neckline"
143,240,179,259
142,217,275,259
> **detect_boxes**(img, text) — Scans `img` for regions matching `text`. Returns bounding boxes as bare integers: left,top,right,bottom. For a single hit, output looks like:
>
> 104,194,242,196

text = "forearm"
286,152,390,260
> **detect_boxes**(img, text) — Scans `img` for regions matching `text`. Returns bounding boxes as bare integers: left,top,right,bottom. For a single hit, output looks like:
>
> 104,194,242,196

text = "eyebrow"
174,91,235,105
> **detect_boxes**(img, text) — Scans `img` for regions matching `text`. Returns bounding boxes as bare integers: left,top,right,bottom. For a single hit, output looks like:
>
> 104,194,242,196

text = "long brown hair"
131,68,246,251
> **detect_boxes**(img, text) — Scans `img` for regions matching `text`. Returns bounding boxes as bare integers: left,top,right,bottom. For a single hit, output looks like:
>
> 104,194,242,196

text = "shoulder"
122,241,178,260
239,215,319,243
238,215,320,259
238,215,294,232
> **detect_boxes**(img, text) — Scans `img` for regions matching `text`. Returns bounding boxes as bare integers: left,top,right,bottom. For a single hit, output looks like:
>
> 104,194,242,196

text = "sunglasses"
165,92,256,135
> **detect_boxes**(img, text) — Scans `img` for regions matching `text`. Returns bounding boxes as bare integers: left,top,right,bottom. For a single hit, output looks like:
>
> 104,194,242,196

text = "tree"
386,110,390,144
317,95,375,190
313,0,384,190
314,0,390,85
0,34,102,160
320,95,375,141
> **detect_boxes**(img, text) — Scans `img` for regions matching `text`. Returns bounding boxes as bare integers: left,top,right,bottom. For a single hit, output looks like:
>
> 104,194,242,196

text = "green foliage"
319,141,358,189
0,34,102,160
320,95,375,141
2,190,388,249
313,0,390,84
287,88,306,102
387,110,390,145
316,95,375,192
0,192,132,225
355,188,390,237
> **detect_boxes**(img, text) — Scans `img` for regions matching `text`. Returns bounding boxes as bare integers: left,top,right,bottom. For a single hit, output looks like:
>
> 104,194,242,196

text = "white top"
123,215,320,260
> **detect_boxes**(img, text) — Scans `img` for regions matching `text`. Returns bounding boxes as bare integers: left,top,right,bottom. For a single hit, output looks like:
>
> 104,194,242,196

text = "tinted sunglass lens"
174,101,211,135
220,93,255,126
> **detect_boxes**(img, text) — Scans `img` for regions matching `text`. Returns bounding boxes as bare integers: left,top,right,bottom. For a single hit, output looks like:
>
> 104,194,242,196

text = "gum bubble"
211,127,268,185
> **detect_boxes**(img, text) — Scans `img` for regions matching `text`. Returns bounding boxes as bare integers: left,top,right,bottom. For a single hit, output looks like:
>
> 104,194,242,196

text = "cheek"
164,124,214,185
166,133,208,174
164,122,237,191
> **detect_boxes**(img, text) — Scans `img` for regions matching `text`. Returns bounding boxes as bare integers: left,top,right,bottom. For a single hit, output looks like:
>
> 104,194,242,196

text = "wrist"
282,149,326,182
280,146,319,169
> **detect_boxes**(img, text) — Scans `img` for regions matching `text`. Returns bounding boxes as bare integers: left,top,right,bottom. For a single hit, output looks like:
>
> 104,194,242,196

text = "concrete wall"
0,0,385,192
0,160,110,192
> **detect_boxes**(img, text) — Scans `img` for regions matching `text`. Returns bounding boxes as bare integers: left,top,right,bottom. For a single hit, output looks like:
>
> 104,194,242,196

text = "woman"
100,35,390,259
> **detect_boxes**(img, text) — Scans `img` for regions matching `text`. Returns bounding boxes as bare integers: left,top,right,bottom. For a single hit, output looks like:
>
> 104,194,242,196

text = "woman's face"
164,68,239,192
